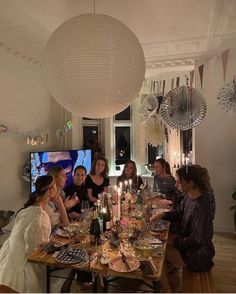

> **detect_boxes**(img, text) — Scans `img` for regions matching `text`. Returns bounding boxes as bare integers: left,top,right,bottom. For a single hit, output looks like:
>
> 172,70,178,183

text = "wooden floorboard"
213,232,236,293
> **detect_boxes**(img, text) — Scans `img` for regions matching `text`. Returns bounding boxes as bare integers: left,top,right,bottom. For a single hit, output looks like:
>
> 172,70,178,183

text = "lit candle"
117,188,121,219
177,153,180,167
186,156,189,165
173,152,177,166
129,179,132,187
189,151,193,164
119,182,123,190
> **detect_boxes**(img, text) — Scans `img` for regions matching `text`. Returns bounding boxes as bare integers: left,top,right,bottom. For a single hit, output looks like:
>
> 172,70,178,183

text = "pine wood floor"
212,232,236,293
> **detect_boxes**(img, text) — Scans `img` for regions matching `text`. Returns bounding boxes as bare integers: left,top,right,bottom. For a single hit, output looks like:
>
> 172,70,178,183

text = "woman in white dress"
0,175,57,292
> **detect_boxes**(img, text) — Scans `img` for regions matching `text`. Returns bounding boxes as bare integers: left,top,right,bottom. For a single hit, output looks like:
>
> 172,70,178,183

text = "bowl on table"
0,210,15,234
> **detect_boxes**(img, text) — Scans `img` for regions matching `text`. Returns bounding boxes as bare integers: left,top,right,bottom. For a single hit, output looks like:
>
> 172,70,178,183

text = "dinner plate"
55,248,89,265
56,228,74,238
152,207,170,213
109,256,140,273
133,238,163,250
150,220,169,233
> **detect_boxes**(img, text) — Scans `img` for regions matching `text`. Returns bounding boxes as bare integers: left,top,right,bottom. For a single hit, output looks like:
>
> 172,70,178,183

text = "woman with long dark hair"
117,159,143,191
153,158,177,199
86,157,109,204
0,175,57,292
151,165,215,273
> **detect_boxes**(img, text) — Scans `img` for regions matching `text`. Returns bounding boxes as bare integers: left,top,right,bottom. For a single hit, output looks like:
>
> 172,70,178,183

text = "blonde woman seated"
0,175,57,292
46,166,72,227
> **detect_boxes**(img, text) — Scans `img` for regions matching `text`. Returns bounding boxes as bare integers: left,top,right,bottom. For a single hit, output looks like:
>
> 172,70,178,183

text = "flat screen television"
30,149,92,192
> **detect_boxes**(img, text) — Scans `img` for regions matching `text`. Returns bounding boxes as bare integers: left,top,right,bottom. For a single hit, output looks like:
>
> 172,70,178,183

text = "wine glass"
81,200,90,214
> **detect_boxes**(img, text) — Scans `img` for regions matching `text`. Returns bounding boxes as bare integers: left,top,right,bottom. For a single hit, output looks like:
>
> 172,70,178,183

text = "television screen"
30,149,92,192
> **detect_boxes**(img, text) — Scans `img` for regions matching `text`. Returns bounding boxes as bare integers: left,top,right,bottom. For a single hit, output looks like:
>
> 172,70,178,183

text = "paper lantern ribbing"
160,86,207,130
42,13,145,118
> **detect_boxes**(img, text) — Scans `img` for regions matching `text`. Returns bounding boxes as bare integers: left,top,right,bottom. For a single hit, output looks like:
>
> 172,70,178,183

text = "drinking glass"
81,200,90,214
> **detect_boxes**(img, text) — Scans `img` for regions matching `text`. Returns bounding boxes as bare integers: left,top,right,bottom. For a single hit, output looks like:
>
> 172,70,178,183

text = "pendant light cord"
93,0,96,13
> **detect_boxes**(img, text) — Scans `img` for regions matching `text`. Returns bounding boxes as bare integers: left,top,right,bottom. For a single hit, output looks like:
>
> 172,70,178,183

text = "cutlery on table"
119,250,131,271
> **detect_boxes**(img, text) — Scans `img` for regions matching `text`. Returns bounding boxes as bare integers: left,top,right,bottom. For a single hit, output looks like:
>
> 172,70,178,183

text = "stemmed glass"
131,183,138,195
81,200,90,215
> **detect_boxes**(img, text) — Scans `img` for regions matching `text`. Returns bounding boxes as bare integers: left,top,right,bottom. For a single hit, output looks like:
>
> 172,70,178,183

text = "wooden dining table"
28,222,169,293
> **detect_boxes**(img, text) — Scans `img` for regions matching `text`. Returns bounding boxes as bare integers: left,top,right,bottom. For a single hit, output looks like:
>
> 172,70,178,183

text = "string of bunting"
217,49,236,114
0,121,49,145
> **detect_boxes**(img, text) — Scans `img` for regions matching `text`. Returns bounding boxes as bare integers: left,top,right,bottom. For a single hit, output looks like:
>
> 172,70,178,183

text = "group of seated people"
0,156,216,292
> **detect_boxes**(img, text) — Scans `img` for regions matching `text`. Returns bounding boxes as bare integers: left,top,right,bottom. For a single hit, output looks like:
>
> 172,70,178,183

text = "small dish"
133,238,163,250
100,253,110,265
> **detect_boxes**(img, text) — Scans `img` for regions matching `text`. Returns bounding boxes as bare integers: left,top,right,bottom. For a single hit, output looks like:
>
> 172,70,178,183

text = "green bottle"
136,190,143,219
90,207,101,246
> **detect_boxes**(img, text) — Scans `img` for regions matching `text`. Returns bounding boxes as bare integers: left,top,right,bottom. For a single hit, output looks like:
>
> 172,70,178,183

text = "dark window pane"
115,126,130,165
181,129,192,154
147,143,164,164
115,106,131,120
83,126,102,161
148,144,157,164
83,117,92,120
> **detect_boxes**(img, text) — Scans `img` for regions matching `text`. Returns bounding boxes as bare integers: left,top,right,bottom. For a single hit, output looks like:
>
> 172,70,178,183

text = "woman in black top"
86,157,109,205
64,165,88,219
117,159,143,192
151,165,215,272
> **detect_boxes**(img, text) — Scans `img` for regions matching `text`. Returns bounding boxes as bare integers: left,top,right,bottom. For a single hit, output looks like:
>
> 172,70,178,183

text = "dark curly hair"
176,165,210,193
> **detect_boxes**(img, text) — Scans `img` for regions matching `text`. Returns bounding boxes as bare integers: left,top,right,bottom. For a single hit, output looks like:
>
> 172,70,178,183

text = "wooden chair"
182,267,215,293
0,285,18,293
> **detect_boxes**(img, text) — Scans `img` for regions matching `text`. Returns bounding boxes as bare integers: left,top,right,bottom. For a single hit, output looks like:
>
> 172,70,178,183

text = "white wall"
0,51,65,224
195,48,236,232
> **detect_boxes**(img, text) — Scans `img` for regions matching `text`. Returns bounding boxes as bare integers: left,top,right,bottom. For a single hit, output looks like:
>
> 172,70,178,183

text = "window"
113,106,132,173
115,126,131,165
181,129,192,155
82,118,102,161
114,106,131,121
147,143,164,164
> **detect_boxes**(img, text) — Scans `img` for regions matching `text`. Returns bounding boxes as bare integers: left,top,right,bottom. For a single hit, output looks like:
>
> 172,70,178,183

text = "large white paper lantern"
42,13,145,118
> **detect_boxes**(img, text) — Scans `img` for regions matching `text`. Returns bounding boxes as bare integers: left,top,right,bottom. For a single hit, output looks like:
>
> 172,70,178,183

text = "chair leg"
60,269,76,293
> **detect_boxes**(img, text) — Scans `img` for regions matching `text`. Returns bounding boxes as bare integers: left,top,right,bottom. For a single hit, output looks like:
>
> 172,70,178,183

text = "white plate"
56,228,74,238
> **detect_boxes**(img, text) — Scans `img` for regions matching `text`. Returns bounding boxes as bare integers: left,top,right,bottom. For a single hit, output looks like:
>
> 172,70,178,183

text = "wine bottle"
97,199,104,233
104,194,112,231
90,207,101,246
136,190,143,219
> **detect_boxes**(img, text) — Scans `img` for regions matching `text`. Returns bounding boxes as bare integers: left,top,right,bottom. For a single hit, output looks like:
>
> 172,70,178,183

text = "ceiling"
0,0,236,77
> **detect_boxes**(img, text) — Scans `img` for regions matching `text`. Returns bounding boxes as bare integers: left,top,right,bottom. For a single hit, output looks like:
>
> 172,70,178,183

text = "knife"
120,251,131,271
